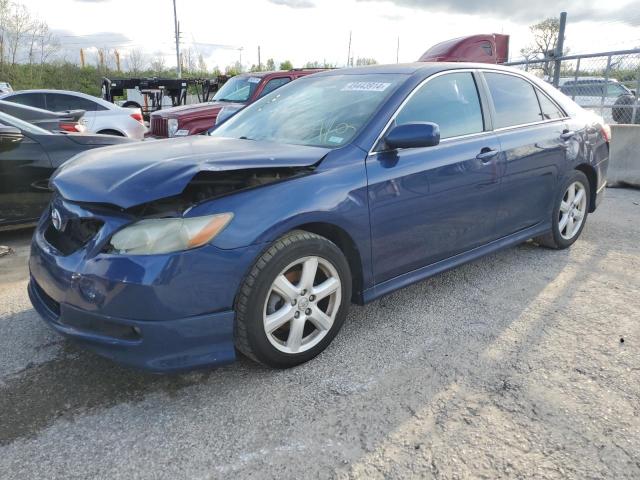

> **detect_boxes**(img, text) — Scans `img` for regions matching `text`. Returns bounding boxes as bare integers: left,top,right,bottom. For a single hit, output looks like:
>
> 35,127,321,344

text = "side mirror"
0,125,23,143
384,122,440,150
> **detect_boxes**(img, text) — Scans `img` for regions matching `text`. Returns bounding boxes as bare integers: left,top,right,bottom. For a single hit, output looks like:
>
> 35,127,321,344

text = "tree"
150,54,166,73
279,60,293,70
521,17,568,76
126,48,147,75
265,58,276,70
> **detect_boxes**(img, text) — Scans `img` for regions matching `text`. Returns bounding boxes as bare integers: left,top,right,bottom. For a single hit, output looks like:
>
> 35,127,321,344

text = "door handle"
560,130,576,140
476,148,498,163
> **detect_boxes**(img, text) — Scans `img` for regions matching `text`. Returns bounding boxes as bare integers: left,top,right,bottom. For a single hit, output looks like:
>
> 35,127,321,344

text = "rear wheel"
97,129,125,137
235,230,351,368
534,171,590,249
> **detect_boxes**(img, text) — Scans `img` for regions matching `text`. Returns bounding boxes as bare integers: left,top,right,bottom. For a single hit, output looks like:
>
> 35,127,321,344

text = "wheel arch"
575,163,597,212
96,128,126,137
294,222,365,305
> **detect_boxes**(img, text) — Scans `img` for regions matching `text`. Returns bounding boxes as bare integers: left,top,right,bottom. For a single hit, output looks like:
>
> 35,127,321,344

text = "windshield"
0,110,50,135
212,76,261,103
211,73,405,148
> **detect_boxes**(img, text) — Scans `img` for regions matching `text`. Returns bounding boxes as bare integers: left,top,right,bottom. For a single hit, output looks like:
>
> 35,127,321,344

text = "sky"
23,0,640,71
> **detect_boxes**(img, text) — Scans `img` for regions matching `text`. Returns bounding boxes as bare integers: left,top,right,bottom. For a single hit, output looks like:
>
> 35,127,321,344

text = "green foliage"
279,60,293,70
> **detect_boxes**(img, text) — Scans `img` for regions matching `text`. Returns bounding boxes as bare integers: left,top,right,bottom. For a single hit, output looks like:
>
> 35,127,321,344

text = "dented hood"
51,136,330,208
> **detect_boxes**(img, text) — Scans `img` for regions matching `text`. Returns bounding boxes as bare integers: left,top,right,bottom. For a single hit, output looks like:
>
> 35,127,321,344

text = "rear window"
6,92,46,110
484,73,542,128
536,91,565,120
46,93,100,112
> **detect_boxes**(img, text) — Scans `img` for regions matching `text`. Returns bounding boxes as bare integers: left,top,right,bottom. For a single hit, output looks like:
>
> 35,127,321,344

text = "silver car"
0,89,147,139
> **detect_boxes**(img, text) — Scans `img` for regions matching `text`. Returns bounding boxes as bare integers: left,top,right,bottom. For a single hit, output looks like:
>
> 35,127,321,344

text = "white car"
0,89,147,139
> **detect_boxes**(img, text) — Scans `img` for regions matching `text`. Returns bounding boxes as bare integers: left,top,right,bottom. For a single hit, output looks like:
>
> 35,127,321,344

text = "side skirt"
362,222,551,304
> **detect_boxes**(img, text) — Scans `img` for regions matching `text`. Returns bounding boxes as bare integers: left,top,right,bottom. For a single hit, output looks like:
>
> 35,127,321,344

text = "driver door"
366,71,502,284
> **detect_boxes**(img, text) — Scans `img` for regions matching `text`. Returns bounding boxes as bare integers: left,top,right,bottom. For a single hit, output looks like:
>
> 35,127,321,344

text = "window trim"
369,68,572,155
369,69,490,154
478,69,570,133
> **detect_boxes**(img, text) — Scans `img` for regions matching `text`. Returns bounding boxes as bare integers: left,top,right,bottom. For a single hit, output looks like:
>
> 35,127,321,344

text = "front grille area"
60,315,141,341
150,115,168,137
44,217,104,255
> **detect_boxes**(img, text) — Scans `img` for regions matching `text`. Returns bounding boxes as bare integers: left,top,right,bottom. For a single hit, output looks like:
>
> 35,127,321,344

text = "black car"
0,110,133,230
0,100,85,133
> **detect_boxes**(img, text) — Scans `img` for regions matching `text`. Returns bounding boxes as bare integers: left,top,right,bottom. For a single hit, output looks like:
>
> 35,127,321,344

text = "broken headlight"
109,213,233,255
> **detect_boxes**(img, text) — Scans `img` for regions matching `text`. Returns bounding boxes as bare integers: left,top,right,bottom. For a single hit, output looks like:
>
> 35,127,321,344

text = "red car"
148,69,323,138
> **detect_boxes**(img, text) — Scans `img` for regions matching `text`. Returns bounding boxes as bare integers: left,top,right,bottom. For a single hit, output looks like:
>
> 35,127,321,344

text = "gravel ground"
1,188,639,480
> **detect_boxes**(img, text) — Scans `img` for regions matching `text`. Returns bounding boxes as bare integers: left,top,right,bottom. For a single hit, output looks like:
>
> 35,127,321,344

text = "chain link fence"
506,49,640,125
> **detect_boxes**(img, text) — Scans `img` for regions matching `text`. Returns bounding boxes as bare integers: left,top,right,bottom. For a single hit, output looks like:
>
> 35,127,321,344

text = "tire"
97,129,125,137
122,101,141,110
612,94,639,125
235,230,352,368
534,170,590,249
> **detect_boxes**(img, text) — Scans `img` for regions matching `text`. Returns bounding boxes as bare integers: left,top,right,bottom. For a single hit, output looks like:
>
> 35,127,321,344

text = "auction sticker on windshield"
341,82,391,92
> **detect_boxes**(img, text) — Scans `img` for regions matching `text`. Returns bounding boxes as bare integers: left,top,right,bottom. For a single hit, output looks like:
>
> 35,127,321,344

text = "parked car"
29,63,609,372
560,78,635,122
0,89,147,139
0,100,85,133
0,110,133,229
148,69,324,138
0,81,13,94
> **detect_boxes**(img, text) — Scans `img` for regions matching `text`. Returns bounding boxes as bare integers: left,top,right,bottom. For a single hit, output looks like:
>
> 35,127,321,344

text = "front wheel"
235,230,352,368
534,170,590,249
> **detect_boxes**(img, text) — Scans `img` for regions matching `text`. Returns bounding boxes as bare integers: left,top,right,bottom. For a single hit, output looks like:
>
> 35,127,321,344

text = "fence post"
601,55,612,117
633,64,640,124
572,57,581,100
553,12,567,88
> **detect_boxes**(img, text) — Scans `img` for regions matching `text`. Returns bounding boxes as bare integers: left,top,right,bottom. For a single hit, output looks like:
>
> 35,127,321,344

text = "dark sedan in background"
0,111,132,229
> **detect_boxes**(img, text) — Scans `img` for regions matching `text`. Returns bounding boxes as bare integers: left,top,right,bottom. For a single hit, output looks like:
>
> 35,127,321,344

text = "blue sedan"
28,63,610,372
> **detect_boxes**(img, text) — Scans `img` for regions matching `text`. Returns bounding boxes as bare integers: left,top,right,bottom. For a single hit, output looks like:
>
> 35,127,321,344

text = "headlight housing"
167,118,179,137
109,213,233,255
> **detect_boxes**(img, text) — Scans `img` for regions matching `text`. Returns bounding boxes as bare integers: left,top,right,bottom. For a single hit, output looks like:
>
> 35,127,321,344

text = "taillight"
59,122,79,133
130,111,144,123
600,123,611,143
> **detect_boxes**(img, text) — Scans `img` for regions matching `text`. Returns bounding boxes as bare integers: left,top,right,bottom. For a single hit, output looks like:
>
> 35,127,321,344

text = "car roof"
309,62,536,78
1,89,117,109
238,69,328,79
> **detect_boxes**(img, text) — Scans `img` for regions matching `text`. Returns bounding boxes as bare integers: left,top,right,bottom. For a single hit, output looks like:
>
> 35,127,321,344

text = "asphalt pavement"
1,188,639,479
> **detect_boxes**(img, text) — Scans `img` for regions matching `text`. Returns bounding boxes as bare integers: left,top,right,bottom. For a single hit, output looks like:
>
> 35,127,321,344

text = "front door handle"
560,130,576,140
476,148,499,163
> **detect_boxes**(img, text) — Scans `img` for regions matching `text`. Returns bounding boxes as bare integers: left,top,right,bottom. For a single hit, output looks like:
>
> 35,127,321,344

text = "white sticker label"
328,136,343,144
248,77,261,84
341,82,391,92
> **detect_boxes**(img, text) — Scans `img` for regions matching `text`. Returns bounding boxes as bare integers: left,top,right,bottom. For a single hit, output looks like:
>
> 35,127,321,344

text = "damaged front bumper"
28,197,264,372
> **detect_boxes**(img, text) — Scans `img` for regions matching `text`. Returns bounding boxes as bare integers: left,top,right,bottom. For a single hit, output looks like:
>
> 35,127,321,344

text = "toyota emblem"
51,208,63,231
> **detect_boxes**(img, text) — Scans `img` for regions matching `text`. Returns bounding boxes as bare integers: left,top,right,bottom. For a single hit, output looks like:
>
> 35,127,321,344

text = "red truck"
148,69,324,138
418,34,509,64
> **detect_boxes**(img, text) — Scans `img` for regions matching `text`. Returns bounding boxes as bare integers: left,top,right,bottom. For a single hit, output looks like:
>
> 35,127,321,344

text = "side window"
46,93,98,112
395,72,484,139
536,90,565,120
258,77,291,98
6,92,46,109
606,83,628,97
484,72,542,128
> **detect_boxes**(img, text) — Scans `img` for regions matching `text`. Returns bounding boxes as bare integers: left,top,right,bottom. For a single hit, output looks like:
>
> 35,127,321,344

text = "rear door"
4,92,46,110
254,76,292,100
481,71,568,236
366,71,502,283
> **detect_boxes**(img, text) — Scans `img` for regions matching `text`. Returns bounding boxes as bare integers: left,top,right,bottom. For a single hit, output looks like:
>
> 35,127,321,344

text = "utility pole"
79,48,85,68
347,31,352,67
114,50,121,72
396,36,400,63
552,11,567,88
173,0,182,78
238,47,244,71
258,45,261,71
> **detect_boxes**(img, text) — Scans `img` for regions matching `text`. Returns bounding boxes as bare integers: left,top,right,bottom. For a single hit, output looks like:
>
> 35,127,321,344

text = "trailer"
100,76,229,121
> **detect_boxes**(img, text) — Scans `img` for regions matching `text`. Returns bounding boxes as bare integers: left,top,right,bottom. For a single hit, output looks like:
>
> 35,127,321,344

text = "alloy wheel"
559,181,587,240
263,256,342,354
